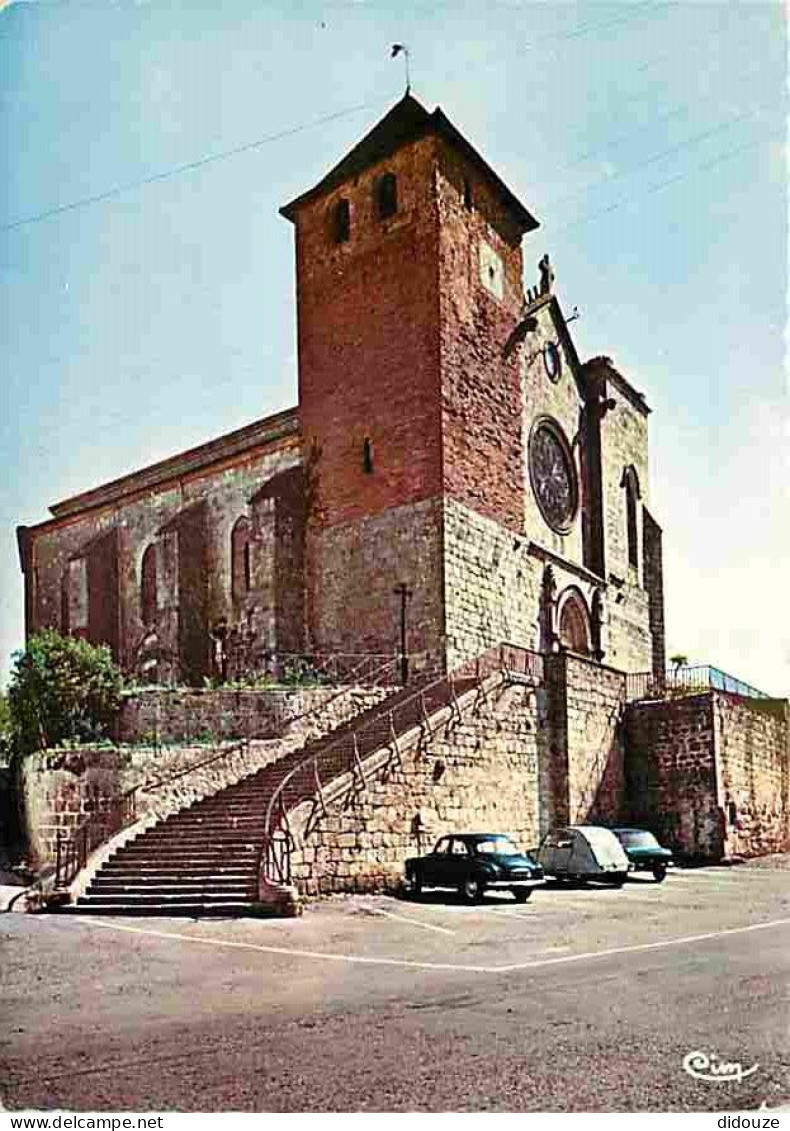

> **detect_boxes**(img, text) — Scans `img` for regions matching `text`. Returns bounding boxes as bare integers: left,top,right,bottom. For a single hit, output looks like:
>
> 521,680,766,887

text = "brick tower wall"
292,134,447,661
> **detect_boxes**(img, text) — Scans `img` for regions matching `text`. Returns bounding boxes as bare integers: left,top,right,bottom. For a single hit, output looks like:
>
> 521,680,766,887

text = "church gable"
521,295,586,563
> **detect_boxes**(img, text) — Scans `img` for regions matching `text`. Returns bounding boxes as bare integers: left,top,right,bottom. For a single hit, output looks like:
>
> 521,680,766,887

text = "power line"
1,96,392,233
546,103,771,211
1,5,669,235
551,127,779,235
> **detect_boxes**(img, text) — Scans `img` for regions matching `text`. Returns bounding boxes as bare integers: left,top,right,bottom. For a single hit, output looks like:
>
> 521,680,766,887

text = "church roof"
47,407,300,521
280,92,539,234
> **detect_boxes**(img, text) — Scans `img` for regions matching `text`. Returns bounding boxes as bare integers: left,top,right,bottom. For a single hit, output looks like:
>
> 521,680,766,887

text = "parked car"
404,833,545,903
611,827,673,881
536,825,630,886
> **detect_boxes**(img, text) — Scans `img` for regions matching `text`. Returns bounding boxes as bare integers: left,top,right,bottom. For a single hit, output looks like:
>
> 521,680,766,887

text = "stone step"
87,882,255,897
66,900,257,917
131,835,261,847
109,853,259,867
100,863,254,877
78,891,256,906
66,671,474,917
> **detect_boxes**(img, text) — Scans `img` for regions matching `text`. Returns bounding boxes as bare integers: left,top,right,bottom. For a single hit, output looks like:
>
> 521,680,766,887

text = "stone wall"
116,685,374,745
19,414,303,685
642,508,665,676
288,680,542,894
443,498,541,668
306,497,445,668
437,139,528,535
624,691,790,861
544,652,627,830
20,746,126,869
713,694,790,858
625,694,722,859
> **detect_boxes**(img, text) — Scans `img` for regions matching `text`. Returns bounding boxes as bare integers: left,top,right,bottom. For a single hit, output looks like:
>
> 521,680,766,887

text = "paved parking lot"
1,860,789,1112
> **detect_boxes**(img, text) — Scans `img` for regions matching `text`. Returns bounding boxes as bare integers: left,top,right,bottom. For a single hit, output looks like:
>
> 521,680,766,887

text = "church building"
17,94,665,687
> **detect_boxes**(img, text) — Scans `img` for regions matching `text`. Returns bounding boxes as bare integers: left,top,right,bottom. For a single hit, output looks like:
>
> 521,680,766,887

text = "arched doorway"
558,589,592,656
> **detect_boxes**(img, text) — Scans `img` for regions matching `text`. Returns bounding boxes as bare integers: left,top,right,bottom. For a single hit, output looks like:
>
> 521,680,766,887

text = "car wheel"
512,888,532,904
652,864,667,883
460,876,485,904
407,870,422,897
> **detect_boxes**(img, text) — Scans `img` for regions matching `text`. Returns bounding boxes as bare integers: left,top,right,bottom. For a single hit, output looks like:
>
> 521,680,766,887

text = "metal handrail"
260,642,544,886
626,664,770,703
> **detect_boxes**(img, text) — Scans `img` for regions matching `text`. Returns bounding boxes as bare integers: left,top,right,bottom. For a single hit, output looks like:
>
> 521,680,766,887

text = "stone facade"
713,695,790,859
284,654,637,895
547,652,627,828
18,413,304,686
624,691,790,860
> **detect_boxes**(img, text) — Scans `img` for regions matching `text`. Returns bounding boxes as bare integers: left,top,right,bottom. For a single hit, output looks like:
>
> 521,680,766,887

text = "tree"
8,630,122,755
669,653,688,672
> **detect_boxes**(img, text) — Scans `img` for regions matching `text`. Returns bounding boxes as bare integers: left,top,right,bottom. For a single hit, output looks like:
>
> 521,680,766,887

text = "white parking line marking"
78,915,790,975
368,907,456,935
675,870,762,881
666,873,746,884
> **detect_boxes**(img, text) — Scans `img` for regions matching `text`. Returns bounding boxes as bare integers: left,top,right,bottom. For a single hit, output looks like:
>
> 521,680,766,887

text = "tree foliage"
0,691,12,764
8,630,122,755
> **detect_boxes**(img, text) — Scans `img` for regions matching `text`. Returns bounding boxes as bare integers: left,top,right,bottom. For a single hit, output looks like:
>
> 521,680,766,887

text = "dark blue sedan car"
405,832,545,903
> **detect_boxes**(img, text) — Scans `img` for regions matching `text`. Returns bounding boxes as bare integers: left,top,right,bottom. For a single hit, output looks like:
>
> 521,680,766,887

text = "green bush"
8,630,122,755
0,691,12,764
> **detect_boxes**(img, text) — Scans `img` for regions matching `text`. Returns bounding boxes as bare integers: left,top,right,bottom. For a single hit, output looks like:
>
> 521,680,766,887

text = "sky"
1,0,787,695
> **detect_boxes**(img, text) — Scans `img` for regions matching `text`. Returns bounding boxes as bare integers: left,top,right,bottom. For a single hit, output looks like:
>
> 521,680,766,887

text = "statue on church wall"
538,253,555,295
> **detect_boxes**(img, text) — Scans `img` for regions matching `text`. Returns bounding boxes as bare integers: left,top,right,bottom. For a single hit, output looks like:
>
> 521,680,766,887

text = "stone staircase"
69,671,480,916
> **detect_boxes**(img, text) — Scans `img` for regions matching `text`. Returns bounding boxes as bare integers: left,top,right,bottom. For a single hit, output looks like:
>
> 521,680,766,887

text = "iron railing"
250,651,402,687
260,643,544,887
625,664,770,703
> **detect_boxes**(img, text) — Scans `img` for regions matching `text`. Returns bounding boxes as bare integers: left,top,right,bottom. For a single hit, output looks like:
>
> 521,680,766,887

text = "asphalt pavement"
1,859,788,1112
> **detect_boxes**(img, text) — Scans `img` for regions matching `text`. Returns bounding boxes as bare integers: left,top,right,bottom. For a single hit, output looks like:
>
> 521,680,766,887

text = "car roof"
437,832,514,841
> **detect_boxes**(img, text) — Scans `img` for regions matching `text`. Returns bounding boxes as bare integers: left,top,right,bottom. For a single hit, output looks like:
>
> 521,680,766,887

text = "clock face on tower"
528,419,577,533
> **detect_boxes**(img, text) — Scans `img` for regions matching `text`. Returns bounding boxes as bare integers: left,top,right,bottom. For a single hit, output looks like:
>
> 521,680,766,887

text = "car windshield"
616,830,660,849
474,837,521,856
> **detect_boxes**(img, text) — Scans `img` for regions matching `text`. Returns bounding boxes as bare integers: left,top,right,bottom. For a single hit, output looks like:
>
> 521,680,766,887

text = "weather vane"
391,44,410,94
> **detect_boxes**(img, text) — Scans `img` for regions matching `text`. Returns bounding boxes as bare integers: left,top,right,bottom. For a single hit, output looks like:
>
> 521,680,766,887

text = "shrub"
8,630,122,755
0,691,12,765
